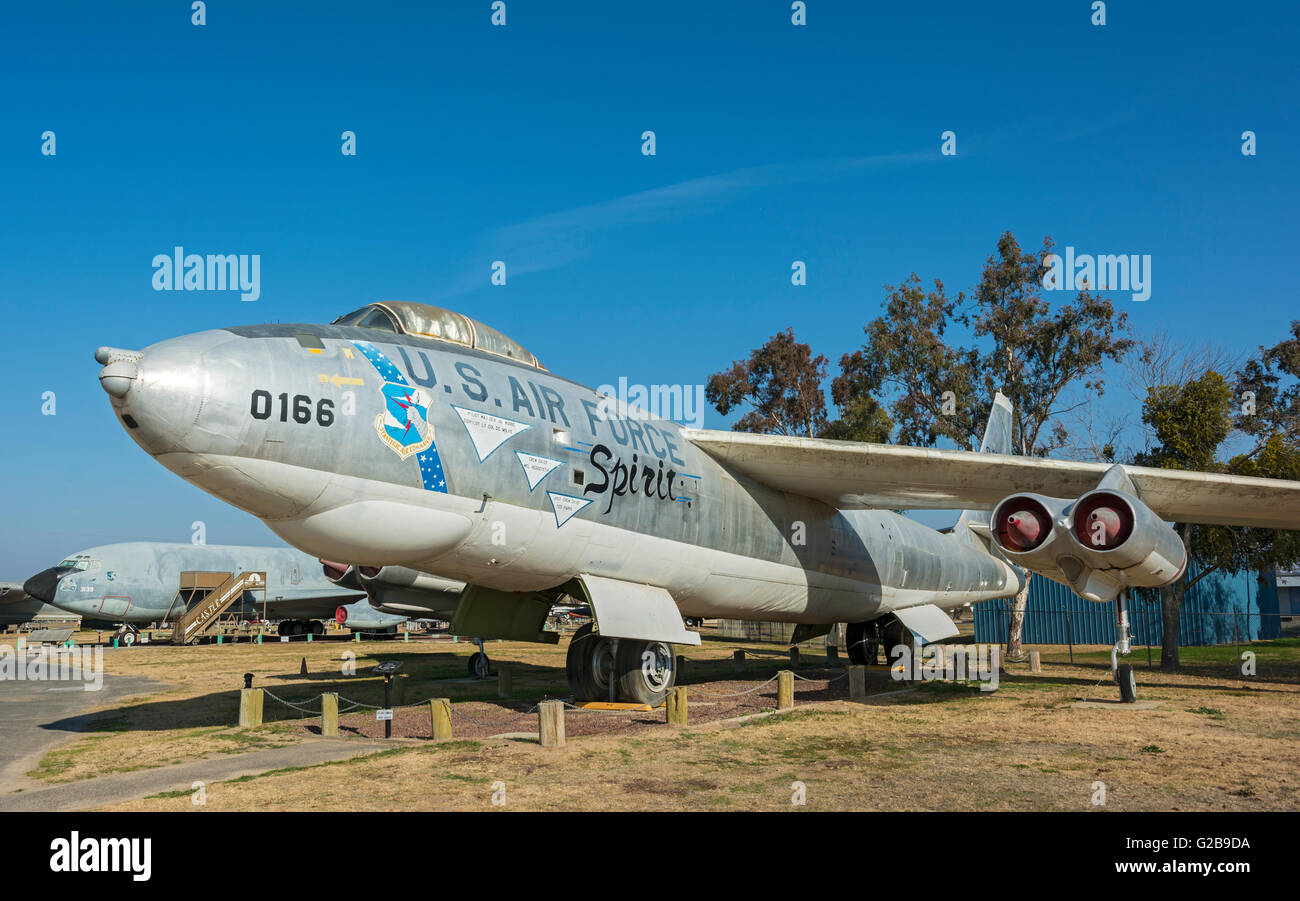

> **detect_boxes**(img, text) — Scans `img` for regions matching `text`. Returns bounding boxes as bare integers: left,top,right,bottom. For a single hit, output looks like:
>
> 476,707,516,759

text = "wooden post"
393,673,409,705
239,688,264,727
849,665,867,699
789,647,800,668
321,692,339,737
676,655,686,677
732,650,745,671
498,665,512,698
777,670,794,710
827,645,839,665
666,687,688,725
1028,650,1042,673
538,700,565,748
429,698,453,740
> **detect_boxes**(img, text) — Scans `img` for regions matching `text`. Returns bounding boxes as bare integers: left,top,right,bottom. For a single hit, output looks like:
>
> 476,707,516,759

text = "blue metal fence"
973,567,1280,646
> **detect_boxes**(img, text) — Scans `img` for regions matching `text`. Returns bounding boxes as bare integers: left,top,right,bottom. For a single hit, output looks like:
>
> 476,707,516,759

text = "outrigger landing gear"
565,623,677,705
468,638,491,679
1112,590,1138,703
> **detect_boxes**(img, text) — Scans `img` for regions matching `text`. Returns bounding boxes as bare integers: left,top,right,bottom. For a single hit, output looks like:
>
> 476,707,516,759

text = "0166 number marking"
250,390,335,426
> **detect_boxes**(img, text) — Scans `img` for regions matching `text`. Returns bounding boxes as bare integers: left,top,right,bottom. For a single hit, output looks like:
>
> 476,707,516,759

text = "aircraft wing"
681,428,1300,530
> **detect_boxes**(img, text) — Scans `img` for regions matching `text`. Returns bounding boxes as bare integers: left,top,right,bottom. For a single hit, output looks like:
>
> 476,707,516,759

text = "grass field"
11,629,1300,811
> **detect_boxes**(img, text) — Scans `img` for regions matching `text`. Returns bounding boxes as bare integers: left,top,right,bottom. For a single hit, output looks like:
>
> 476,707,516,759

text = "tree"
831,274,980,448
1064,330,1241,466
970,234,1135,457
1133,372,1234,669
705,328,829,437
836,232,1135,657
1135,337,1300,669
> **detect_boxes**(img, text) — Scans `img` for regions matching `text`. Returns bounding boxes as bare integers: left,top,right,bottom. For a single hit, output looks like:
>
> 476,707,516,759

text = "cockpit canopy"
332,302,544,369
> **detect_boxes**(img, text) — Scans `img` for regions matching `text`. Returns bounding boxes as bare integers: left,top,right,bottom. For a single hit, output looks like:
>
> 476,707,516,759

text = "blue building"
973,566,1280,646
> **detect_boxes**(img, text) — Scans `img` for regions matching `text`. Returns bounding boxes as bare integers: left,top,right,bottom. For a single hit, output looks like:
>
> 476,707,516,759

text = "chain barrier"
261,690,324,715
793,670,849,683
449,703,541,726
261,668,850,722
684,674,780,698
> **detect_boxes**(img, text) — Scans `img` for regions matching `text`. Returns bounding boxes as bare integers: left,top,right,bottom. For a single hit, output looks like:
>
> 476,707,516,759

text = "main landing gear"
846,621,881,666
565,623,677,705
1113,590,1138,703
278,619,325,638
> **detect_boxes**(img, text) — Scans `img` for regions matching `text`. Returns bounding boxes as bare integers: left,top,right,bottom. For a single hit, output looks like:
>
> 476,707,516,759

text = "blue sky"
1,1,1296,575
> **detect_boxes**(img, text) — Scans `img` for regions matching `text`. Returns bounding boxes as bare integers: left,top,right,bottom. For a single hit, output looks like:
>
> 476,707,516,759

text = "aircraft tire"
846,622,875,665
565,624,596,700
615,639,677,706
310,621,324,636
468,651,490,679
883,620,912,680
581,634,621,702
1117,663,1137,703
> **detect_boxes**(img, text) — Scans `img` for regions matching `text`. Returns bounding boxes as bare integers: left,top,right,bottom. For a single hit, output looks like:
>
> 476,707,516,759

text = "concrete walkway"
0,673,162,793
0,738,392,811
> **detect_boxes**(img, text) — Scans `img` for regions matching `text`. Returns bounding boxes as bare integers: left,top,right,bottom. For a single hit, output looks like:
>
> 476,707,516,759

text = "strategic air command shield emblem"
374,381,435,459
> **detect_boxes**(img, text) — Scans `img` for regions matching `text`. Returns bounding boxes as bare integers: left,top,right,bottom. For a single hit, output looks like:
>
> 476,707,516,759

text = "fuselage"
23,541,386,626
102,321,1018,625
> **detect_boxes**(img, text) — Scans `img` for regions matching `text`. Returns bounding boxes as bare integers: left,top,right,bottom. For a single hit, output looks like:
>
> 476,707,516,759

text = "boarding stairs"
169,571,266,645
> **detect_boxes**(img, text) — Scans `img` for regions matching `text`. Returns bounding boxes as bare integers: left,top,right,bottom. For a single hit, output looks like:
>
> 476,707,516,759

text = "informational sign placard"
376,709,393,721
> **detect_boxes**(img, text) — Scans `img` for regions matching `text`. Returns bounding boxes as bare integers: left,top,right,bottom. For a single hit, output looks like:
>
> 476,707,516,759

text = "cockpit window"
473,321,530,362
58,557,91,571
330,301,543,368
332,307,372,326
356,308,398,332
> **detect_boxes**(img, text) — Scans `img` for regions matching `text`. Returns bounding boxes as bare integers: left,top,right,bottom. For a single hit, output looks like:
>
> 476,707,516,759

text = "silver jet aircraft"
94,302,1300,702
23,542,412,636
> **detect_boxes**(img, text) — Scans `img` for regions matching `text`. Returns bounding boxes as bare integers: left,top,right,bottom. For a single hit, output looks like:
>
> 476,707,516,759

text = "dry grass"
66,633,1300,811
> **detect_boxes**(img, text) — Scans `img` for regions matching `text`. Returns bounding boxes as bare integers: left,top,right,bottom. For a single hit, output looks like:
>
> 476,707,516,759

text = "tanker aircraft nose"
23,565,74,603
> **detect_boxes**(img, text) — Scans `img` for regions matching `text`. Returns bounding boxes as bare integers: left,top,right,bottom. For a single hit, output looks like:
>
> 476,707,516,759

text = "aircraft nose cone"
23,566,72,603
102,330,240,457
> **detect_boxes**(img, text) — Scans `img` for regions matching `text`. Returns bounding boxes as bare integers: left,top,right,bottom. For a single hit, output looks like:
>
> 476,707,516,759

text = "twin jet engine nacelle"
323,560,463,618
990,488,1188,602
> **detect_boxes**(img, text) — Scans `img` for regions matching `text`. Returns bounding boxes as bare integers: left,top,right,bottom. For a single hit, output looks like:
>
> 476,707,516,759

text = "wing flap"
893,604,961,643
682,428,1300,530
578,574,702,646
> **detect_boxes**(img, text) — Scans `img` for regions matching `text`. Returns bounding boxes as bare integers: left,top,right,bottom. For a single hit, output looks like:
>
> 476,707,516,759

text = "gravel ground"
268,666,886,741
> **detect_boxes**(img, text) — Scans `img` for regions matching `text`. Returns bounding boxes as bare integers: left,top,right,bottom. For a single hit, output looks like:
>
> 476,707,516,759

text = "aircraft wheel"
883,620,913,679
565,624,596,699
310,621,324,636
1116,663,1137,703
615,639,677,706
846,622,877,666
582,634,620,702
468,651,490,679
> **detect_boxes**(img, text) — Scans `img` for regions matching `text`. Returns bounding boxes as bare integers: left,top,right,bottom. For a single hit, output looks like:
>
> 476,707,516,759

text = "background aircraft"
95,302,1300,701
0,583,80,630
22,542,410,636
